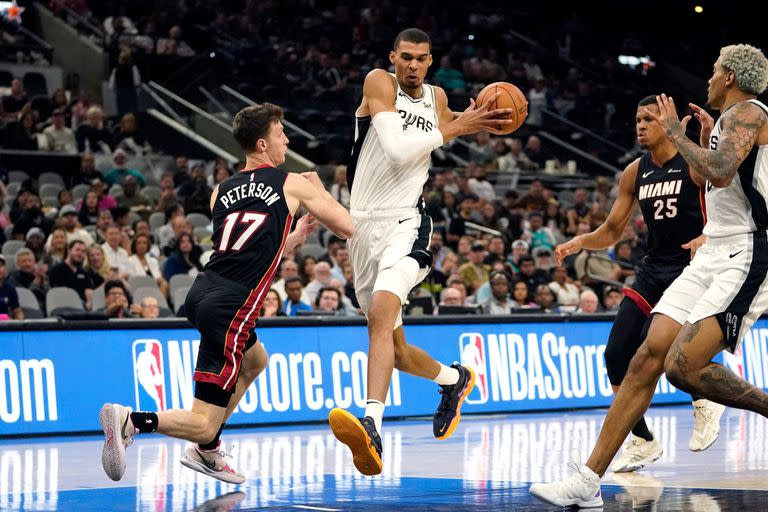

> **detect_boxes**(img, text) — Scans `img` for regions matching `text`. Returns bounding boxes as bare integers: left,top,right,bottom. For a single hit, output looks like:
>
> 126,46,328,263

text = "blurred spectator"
114,175,152,209
101,280,133,318
434,56,465,92
8,112,39,150
170,156,191,187
93,210,114,244
137,296,160,319
575,289,600,314
481,272,512,315
182,171,213,217
525,135,557,169
526,78,550,127
534,284,560,313
101,225,130,276
71,90,94,128
48,240,94,308
438,287,464,308
84,243,110,288
8,248,48,307
52,205,95,247
330,166,350,209
76,106,112,153
430,231,452,272
211,160,233,187
315,53,344,97
548,265,580,311
511,279,538,309
565,188,591,236
157,206,187,251
299,255,316,286
305,261,332,304
468,165,496,202
47,228,69,264
162,233,202,281
70,153,104,188
1,79,29,120
78,191,101,226
113,113,149,154
508,239,530,273
273,259,310,304
314,287,343,314
127,233,168,296
282,276,312,316
155,172,179,213
328,278,357,316
260,289,283,318
132,220,160,258
532,246,556,272
517,255,550,294
468,132,495,166
104,149,145,186
603,286,623,312
342,263,358,308
157,26,195,56
58,190,73,210
574,247,622,293
517,179,548,212
0,256,23,320
25,228,47,262
109,47,141,116
43,109,77,153
506,138,535,171
11,194,54,240
524,211,556,250
49,88,70,122
459,242,490,294
484,236,507,265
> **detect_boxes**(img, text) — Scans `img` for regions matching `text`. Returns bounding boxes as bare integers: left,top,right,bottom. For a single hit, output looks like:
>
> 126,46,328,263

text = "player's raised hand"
643,94,682,134
554,236,583,266
681,234,707,259
292,214,319,246
688,103,715,148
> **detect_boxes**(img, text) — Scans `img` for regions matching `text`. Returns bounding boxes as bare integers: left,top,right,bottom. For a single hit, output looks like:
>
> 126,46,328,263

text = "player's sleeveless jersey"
635,151,705,264
704,99,768,238
347,74,440,210
205,165,293,288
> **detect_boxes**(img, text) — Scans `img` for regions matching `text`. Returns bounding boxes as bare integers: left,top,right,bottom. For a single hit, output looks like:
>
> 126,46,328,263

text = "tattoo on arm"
666,102,766,182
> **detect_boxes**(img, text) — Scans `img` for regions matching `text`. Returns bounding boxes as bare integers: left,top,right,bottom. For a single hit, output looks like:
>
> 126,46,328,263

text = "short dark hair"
232,103,284,153
315,286,341,307
104,280,128,297
638,95,658,108
393,28,431,52
284,276,303,287
68,239,85,250
519,255,535,266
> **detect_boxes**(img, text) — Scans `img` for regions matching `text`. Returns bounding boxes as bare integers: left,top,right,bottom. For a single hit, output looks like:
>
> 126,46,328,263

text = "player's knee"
663,356,693,392
241,344,268,382
626,343,663,383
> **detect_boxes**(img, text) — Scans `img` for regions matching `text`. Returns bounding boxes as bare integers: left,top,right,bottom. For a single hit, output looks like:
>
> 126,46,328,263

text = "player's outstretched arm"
554,160,638,265
646,94,767,187
285,172,354,239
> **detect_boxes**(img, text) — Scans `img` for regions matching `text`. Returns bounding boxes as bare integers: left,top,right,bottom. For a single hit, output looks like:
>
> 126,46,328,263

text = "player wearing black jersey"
99,103,354,484
553,95,723,473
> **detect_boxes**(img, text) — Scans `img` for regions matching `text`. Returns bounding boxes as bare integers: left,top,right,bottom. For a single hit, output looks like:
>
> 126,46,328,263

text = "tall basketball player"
328,28,516,476
99,103,354,483
531,43,768,508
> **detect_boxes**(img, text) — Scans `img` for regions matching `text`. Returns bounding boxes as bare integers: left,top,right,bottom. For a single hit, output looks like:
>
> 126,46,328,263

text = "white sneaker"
611,434,663,473
99,403,137,481
689,399,726,451
529,463,603,508
180,442,246,484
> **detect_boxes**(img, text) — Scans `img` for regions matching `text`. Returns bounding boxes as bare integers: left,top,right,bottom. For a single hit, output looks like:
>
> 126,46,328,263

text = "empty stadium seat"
46,287,84,316
185,213,210,228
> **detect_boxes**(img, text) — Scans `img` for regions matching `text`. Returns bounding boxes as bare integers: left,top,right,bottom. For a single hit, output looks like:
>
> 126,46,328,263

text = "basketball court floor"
1,405,767,511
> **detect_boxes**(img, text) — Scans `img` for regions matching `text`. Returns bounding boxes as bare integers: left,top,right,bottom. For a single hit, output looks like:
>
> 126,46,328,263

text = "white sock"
433,363,460,386
364,399,384,433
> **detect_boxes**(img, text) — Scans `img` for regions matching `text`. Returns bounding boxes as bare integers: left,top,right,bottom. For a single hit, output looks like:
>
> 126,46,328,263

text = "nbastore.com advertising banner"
2,318,768,436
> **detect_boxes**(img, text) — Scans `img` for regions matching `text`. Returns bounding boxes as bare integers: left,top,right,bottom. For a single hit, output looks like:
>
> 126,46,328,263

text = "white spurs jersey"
703,99,768,238
347,75,439,211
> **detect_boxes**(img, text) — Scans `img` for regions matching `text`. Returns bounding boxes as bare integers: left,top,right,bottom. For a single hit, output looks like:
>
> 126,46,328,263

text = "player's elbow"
334,223,355,240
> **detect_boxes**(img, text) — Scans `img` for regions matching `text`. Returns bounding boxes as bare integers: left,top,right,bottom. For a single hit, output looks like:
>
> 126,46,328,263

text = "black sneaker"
433,363,475,439
329,408,383,475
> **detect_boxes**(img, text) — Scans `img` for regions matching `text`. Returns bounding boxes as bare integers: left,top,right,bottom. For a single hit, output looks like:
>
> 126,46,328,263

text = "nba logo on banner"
132,339,167,411
459,333,489,404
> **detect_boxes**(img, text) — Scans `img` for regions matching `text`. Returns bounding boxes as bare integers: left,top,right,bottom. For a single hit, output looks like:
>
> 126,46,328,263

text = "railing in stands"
538,131,622,175
542,108,631,153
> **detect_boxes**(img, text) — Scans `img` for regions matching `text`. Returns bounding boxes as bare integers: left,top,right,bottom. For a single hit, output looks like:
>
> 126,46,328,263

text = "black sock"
631,416,653,441
199,423,224,450
130,411,158,433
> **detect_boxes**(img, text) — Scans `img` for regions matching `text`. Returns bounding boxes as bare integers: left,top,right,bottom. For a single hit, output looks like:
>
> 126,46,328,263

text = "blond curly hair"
720,44,768,95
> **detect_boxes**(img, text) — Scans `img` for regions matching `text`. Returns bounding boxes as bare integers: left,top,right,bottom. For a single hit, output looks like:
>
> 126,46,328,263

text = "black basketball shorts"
622,260,686,316
185,270,262,394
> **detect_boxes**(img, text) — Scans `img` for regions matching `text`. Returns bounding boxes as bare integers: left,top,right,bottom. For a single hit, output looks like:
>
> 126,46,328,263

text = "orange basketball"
475,81,528,135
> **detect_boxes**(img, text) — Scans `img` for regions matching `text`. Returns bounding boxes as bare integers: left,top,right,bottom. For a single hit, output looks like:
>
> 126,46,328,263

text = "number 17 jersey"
205,165,293,288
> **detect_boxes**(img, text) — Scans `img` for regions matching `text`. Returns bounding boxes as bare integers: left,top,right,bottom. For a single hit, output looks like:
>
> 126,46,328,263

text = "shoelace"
694,404,714,424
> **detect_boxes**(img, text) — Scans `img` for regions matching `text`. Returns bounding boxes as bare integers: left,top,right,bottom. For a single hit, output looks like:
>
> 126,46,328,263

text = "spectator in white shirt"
101,224,130,277
548,265,580,312
126,233,168,297
305,261,332,305
46,205,94,249
43,109,77,153
467,165,496,202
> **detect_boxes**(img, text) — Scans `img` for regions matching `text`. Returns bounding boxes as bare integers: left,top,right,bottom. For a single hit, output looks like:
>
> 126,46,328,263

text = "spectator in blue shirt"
0,256,23,319
282,277,311,316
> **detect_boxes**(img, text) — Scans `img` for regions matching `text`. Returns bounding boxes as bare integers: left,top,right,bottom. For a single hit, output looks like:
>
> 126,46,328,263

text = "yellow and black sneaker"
433,363,475,440
329,408,383,475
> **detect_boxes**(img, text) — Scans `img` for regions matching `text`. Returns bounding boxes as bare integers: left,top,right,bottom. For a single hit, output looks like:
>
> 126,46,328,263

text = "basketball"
475,82,528,135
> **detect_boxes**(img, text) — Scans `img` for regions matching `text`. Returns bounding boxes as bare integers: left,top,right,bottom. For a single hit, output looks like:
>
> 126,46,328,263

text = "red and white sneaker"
180,442,246,484
99,403,138,481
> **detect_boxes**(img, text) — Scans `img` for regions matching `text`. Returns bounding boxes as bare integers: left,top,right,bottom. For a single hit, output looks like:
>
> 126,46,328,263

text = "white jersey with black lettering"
703,99,768,238
347,75,440,211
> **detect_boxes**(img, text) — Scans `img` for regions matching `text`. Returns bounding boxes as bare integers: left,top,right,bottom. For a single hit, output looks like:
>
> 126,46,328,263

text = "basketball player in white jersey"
328,28,516,476
531,43,768,508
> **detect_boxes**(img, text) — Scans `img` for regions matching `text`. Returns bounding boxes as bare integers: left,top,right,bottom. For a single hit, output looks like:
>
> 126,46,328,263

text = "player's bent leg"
224,341,268,422
530,314,681,508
